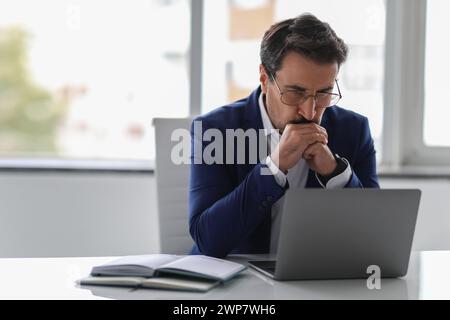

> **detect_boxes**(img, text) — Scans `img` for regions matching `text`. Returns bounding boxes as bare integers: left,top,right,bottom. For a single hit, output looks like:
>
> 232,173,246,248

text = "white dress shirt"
258,93,352,254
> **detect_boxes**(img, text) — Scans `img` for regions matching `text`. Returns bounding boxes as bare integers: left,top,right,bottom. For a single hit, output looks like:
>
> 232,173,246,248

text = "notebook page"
159,255,246,281
98,254,179,269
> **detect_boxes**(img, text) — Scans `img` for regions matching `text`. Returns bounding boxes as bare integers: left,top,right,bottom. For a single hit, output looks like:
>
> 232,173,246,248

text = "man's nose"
298,96,316,121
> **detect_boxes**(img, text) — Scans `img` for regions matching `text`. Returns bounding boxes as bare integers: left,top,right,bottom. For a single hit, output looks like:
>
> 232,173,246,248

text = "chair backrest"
153,118,194,254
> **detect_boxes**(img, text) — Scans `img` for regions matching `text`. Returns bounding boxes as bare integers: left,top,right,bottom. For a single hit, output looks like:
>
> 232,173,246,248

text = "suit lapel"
236,87,265,178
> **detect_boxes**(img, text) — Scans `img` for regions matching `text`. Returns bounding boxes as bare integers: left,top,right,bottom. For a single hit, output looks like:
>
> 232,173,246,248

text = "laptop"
248,189,421,280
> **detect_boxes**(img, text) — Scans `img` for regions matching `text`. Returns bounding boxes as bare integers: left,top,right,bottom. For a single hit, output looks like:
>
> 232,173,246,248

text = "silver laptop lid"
274,189,421,280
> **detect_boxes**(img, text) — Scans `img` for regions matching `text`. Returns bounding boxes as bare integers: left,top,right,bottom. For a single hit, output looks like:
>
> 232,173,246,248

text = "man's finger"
290,122,327,134
286,124,328,138
303,142,323,159
304,133,327,146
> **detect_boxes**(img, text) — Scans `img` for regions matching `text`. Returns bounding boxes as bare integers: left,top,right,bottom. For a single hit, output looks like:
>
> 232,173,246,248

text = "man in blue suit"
189,14,379,258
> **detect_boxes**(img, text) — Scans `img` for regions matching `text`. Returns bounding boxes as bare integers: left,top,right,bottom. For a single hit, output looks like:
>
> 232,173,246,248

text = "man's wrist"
318,158,338,177
265,156,287,187
318,154,348,182
270,155,288,174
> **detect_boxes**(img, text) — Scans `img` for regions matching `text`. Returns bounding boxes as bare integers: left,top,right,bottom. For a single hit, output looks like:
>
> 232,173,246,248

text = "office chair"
153,118,194,254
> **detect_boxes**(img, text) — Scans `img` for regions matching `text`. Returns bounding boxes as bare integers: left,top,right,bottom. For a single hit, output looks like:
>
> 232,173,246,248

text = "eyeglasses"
270,74,342,109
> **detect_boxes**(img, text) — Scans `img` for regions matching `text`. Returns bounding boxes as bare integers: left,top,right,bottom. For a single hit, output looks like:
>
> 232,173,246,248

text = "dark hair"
260,13,348,77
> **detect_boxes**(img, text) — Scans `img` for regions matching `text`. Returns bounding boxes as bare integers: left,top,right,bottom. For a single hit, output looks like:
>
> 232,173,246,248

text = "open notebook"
78,254,246,292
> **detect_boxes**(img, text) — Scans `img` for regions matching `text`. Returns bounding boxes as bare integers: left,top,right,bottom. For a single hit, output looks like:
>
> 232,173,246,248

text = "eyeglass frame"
269,73,342,109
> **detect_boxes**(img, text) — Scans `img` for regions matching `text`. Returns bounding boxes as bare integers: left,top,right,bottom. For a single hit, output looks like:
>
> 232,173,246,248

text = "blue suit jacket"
189,87,379,258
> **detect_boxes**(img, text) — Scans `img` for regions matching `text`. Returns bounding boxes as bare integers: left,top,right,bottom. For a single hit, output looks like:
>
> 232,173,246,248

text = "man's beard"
279,118,320,134
289,119,315,125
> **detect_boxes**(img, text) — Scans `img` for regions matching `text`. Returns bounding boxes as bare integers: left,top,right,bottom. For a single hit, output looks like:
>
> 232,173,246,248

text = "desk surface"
1,251,449,300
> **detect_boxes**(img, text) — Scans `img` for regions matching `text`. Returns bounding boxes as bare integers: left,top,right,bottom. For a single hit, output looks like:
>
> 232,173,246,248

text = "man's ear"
259,64,269,94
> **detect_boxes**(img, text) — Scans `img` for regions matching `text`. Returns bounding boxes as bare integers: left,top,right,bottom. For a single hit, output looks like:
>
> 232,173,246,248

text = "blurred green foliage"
0,27,67,155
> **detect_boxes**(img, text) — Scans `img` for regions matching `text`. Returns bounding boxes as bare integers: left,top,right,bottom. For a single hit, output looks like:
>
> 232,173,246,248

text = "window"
0,0,190,165
203,0,386,160
1,0,447,171
424,0,450,147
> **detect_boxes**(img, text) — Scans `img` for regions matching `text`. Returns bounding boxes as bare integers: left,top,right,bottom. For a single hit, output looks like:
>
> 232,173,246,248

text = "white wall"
380,177,450,251
0,172,160,258
0,172,449,258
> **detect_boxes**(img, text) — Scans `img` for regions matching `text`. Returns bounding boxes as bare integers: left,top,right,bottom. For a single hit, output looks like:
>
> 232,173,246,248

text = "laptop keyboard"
248,260,276,274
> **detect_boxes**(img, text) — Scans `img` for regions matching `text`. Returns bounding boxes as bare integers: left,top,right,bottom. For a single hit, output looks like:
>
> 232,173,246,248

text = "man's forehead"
276,59,338,90
280,51,339,69
278,52,338,80
278,76,336,92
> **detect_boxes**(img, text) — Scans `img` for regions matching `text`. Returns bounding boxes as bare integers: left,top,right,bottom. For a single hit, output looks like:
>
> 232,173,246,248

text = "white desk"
1,251,449,300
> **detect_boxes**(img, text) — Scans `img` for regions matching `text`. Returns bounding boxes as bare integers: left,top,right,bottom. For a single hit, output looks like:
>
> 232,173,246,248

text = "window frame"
381,0,450,174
